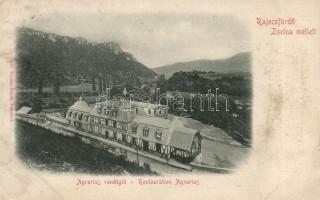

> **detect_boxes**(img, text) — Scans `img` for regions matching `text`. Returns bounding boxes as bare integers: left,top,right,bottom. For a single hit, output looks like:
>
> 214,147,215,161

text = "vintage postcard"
0,0,319,199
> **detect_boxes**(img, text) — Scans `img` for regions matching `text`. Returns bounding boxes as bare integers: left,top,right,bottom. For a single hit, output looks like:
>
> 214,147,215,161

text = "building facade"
66,97,202,162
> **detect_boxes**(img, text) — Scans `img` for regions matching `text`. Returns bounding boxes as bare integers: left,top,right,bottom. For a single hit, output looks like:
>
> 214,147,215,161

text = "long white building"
66,97,202,161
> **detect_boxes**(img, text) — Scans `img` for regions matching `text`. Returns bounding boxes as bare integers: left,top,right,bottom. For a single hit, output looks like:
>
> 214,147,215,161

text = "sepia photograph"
1,0,320,199
15,14,252,175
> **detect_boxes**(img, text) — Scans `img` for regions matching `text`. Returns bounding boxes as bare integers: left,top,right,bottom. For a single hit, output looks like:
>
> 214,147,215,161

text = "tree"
156,74,167,94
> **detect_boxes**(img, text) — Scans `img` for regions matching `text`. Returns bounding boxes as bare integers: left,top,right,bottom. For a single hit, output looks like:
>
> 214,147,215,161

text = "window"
113,121,117,128
117,122,122,129
148,109,151,115
94,125,99,133
122,124,128,131
108,120,113,127
73,112,77,119
101,127,106,136
78,113,83,120
68,111,72,117
84,115,89,122
132,125,137,134
101,119,106,125
94,117,99,123
155,130,162,140
143,127,149,137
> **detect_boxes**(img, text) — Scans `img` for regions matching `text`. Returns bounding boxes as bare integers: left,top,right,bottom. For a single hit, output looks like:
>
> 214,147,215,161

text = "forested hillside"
16,27,157,94
154,52,251,78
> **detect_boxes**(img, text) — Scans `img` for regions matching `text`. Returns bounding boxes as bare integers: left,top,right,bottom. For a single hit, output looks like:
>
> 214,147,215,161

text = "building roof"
169,127,199,151
130,101,160,109
132,115,171,129
48,114,69,124
128,115,199,149
17,106,32,114
69,97,91,113
67,97,201,151
127,122,171,145
90,105,135,123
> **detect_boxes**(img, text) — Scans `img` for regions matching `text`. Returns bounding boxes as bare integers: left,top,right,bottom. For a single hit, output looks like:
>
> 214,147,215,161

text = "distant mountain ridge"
153,52,251,78
16,27,156,93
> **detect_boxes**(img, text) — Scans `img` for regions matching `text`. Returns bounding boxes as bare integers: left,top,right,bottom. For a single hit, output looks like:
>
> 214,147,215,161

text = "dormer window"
132,124,138,134
143,127,149,137
113,110,117,116
68,111,72,117
155,129,162,140
78,113,83,120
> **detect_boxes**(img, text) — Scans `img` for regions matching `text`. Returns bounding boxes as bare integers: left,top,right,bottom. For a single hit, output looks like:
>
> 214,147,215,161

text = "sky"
25,13,250,68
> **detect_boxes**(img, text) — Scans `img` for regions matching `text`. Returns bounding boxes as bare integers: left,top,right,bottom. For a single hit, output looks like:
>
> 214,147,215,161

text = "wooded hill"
153,52,251,78
16,27,157,94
